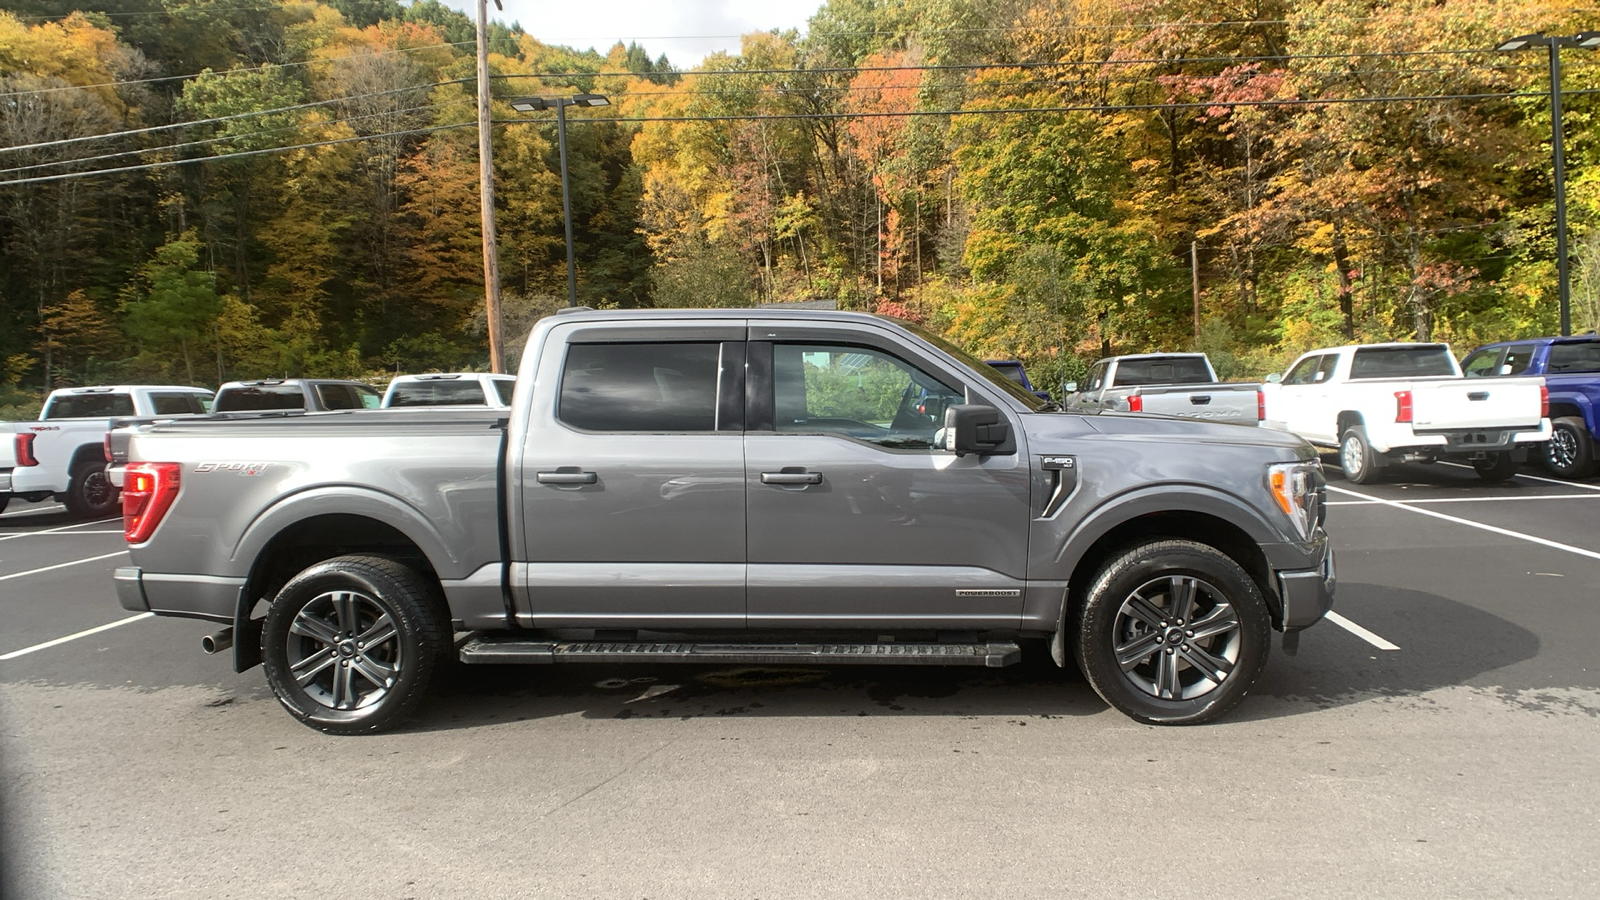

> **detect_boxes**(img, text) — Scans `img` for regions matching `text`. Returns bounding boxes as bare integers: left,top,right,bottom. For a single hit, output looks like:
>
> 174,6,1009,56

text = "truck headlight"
1268,460,1324,541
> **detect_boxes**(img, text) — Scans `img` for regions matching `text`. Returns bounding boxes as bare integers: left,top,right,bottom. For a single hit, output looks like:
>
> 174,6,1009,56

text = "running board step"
459,637,1021,668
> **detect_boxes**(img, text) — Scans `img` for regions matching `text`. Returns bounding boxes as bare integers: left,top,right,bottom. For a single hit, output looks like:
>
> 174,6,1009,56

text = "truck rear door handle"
536,471,597,485
1467,392,1489,401
1190,395,1212,405
761,471,823,485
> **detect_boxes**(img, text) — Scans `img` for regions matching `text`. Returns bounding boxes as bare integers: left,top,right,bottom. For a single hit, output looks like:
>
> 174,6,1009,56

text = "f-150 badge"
1040,456,1075,470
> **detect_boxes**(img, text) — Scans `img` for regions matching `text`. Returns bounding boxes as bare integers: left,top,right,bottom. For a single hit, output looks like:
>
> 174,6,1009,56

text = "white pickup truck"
1,385,213,517
1261,343,1550,483
381,373,515,408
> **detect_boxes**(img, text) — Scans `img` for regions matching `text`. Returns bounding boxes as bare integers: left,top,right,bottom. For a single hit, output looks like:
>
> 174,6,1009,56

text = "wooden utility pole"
1191,240,1200,343
476,0,505,373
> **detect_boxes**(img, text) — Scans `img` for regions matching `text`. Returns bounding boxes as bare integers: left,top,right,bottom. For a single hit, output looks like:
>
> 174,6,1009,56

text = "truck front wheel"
1073,540,1270,725
63,458,119,518
1543,417,1597,480
262,556,449,735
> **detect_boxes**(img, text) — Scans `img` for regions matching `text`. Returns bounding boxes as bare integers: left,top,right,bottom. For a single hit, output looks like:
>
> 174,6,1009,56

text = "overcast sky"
442,0,827,70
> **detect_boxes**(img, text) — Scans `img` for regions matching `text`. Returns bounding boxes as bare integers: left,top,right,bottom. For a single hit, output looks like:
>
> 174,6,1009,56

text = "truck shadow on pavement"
1239,582,1548,720
409,582,1547,732
416,641,1106,731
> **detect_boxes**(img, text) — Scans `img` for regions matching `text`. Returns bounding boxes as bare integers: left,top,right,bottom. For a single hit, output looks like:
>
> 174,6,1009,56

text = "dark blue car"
1463,335,1600,478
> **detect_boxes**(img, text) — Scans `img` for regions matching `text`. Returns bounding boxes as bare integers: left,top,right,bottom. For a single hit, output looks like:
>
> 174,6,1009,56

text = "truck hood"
1027,410,1315,457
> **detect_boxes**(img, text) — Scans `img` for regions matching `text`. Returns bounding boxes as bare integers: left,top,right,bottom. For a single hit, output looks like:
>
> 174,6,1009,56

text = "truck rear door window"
492,378,516,405
44,392,136,418
1547,342,1600,374
1113,357,1212,386
559,343,720,432
149,393,208,415
1349,346,1456,379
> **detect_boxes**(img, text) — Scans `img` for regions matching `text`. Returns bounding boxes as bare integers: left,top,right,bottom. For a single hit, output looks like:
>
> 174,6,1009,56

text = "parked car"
381,373,515,409
0,385,213,517
1462,335,1600,479
1063,353,1262,427
212,379,382,413
110,308,1333,734
1261,342,1550,483
983,359,1053,402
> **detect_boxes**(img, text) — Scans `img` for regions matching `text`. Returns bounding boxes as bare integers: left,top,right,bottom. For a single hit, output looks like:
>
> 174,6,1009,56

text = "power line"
0,78,471,155
0,104,448,176
8,83,1588,187
0,41,480,99
0,121,474,186
498,87,1581,127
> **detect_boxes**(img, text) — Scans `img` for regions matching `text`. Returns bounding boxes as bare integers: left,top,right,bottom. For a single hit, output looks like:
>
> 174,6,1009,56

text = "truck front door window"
772,344,961,450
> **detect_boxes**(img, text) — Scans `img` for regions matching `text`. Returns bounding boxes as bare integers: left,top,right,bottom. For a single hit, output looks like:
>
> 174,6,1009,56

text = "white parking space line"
0,550,128,582
0,517,121,542
0,502,66,517
1325,611,1401,650
1328,484,1600,562
1328,493,1600,506
0,613,153,661
1436,461,1600,492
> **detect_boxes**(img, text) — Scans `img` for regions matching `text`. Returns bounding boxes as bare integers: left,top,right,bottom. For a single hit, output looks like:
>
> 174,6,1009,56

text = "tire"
63,458,119,518
1472,451,1518,483
1542,416,1597,480
1073,539,1271,725
262,555,450,735
1339,425,1382,484
0,495,9,515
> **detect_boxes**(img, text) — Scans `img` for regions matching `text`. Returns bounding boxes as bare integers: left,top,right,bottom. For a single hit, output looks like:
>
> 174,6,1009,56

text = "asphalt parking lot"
3,461,1599,899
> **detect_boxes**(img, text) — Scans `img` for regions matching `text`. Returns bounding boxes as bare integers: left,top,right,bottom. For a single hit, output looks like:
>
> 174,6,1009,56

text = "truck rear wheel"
1339,426,1382,484
262,555,449,735
1472,451,1518,482
63,458,119,518
1073,540,1270,725
1543,417,1597,479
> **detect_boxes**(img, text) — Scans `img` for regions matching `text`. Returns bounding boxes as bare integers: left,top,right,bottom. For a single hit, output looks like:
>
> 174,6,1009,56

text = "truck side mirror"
1265,373,1282,384
944,404,1015,457
1061,382,1078,394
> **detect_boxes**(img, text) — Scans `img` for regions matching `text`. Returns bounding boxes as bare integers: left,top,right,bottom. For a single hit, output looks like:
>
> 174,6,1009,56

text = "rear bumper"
1382,418,1553,453
1277,547,1335,632
114,565,242,624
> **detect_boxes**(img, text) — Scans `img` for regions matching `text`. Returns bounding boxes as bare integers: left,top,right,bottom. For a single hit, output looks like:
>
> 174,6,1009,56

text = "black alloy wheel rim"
82,470,115,508
1548,428,1578,469
1112,575,1242,701
285,590,403,711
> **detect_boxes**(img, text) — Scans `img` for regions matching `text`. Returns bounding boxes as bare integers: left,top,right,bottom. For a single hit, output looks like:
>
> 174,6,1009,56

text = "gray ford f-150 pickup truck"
110,308,1334,734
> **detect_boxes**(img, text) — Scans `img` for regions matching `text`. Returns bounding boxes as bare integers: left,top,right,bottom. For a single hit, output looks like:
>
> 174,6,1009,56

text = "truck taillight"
1256,390,1266,422
1541,384,1549,419
104,433,113,463
1394,390,1413,424
123,462,181,544
1128,395,1143,412
15,432,37,467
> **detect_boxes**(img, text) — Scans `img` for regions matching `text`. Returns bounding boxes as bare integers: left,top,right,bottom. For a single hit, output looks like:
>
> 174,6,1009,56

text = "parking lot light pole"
509,93,611,307
1497,31,1600,336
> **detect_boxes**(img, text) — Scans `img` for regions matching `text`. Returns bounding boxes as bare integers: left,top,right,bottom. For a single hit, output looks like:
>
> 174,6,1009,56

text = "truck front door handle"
761,471,823,485
536,471,597,485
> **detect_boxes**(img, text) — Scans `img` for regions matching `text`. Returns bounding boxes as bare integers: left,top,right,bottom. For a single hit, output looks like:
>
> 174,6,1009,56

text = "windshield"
886,317,1049,410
